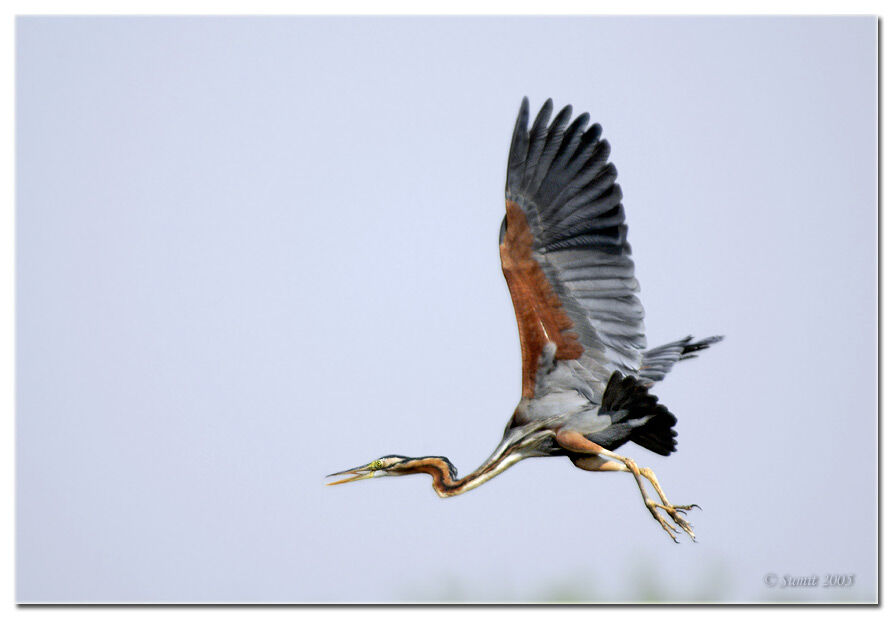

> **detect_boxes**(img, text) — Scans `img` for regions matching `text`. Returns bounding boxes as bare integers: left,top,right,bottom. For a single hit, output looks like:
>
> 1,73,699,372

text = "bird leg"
556,430,696,542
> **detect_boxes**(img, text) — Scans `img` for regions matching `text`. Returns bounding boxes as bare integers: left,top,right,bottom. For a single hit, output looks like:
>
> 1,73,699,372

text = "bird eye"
369,460,383,470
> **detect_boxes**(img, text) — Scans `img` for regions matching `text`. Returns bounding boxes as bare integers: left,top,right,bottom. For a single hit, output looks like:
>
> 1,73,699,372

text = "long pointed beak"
326,465,376,486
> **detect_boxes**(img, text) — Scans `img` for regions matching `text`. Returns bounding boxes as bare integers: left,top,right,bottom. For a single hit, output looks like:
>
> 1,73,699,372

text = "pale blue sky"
17,16,877,602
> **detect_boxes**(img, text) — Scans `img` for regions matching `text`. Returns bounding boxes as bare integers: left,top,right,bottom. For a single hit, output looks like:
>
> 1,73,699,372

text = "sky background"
16,16,877,603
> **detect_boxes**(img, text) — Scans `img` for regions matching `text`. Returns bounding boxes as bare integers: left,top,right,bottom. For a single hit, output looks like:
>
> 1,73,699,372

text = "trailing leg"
557,430,697,542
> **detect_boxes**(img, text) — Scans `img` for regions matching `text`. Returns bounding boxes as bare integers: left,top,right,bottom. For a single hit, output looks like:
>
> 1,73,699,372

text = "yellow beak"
326,465,376,486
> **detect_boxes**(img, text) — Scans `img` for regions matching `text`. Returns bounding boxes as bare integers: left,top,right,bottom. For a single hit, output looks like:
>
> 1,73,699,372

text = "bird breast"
514,389,604,432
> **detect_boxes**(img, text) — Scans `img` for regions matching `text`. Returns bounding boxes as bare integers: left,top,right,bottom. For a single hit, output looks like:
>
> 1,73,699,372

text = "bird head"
326,455,416,485
326,454,459,486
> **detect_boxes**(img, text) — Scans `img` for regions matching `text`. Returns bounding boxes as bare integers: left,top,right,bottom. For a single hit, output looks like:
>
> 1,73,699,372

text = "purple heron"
327,98,722,542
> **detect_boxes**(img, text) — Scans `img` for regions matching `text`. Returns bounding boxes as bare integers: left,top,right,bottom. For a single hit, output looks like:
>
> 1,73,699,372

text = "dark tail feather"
630,412,678,456
594,372,678,456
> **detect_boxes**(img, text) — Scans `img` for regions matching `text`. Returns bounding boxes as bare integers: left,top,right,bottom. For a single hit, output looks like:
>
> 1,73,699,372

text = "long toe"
668,510,696,541
650,502,696,541
645,499,682,542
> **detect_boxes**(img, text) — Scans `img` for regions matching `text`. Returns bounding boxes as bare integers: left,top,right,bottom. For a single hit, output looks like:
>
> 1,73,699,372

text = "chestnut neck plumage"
402,426,556,497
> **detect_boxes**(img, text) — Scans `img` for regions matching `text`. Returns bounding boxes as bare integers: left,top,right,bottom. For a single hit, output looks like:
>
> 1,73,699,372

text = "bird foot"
645,499,697,542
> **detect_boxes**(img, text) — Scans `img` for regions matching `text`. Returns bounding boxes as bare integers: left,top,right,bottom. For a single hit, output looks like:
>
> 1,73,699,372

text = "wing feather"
500,98,646,398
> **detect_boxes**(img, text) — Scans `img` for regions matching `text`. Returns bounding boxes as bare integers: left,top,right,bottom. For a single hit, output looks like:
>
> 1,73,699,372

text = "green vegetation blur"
397,556,874,603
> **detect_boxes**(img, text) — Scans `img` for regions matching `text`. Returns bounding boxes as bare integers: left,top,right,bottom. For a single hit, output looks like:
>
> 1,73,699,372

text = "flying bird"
327,98,722,541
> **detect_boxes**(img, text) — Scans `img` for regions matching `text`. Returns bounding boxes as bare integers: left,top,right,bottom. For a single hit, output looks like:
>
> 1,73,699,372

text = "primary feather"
503,97,645,397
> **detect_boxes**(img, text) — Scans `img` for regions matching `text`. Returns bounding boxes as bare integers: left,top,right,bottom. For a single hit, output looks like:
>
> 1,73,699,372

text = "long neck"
406,453,519,497
409,427,553,497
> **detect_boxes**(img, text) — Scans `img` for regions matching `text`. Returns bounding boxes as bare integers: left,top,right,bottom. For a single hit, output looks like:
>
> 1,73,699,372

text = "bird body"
328,98,722,541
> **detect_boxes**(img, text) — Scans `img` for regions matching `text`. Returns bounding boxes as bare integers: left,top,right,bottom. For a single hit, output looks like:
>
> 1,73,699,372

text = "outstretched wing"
499,98,646,399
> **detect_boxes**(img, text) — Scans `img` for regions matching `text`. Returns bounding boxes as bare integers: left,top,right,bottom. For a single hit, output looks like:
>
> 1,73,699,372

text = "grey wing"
638,335,725,385
505,97,646,390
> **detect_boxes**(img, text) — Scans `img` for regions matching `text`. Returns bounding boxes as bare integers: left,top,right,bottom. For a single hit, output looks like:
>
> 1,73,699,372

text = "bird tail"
590,372,678,456
637,335,724,385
